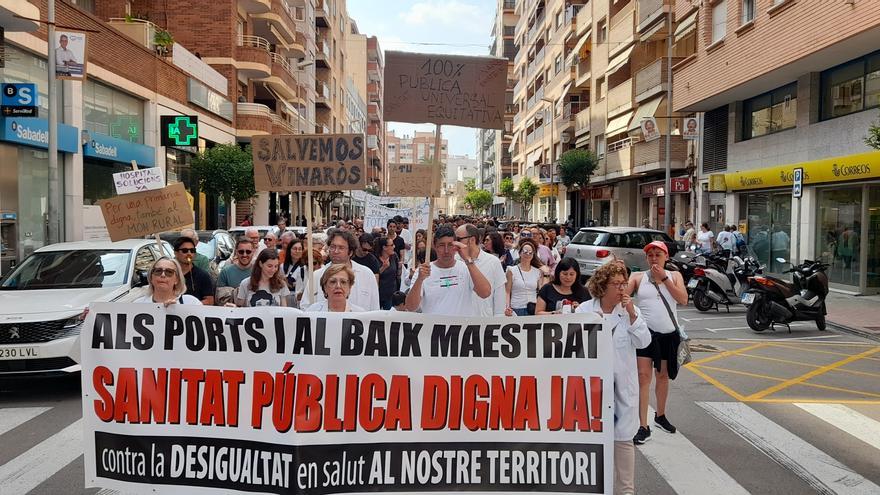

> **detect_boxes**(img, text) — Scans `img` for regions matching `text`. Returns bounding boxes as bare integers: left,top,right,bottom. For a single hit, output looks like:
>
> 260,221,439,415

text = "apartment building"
0,1,240,270
672,0,880,294
366,37,385,190
477,0,518,215
511,0,689,226
385,130,448,171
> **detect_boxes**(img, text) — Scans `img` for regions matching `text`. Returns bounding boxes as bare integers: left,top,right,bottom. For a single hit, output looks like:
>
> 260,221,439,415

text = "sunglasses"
176,248,196,254
237,249,253,255
264,237,276,241
151,268,176,277
521,249,534,255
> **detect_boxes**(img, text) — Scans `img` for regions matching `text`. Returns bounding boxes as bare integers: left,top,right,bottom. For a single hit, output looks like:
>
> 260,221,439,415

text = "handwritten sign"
384,51,507,130
99,182,192,241
112,168,164,195
252,134,367,192
387,162,438,197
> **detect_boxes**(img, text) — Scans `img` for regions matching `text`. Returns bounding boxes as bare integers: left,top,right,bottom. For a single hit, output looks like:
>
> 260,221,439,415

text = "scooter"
743,258,829,332
688,251,763,312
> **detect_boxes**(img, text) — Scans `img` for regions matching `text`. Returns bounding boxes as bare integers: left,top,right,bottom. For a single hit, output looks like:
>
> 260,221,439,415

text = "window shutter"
702,105,729,173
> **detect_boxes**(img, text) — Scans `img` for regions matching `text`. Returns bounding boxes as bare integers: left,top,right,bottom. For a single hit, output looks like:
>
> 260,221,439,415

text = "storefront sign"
113,168,165,194
724,150,880,191
252,134,366,192
670,177,690,193
0,117,78,152
708,173,727,192
384,51,507,130
640,182,665,198
539,184,559,197
583,186,613,200
160,115,199,146
387,163,439,197
80,304,613,495
99,182,192,241
83,131,156,167
187,78,233,121
1,83,38,117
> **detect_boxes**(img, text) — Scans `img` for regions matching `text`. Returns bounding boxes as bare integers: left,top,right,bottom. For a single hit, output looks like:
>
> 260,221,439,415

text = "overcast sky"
346,0,497,158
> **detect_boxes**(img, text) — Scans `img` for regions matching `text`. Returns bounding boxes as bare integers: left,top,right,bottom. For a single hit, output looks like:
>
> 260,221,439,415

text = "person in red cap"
628,240,688,445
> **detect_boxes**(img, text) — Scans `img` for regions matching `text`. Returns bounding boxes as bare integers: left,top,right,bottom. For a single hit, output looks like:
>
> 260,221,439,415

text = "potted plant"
154,28,174,55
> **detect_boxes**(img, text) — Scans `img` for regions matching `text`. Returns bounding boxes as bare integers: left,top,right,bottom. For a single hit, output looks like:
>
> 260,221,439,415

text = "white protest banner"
113,168,165,194
81,304,613,495
411,198,430,231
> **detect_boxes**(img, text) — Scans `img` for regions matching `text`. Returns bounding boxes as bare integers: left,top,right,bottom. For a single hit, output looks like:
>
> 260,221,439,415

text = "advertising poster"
55,31,87,80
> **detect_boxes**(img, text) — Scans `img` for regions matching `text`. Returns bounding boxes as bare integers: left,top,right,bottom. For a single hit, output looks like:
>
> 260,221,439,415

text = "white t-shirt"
416,261,479,316
237,279,290,307
508,264,541,309
716,231,735,250
400,228,414,265
134,294,202,305
457,250,505,316
304,301,365,312
301,260,380,310
697,230,715,252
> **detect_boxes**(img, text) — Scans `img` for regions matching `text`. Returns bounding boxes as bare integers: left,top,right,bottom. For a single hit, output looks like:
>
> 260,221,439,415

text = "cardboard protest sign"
387,162,439,197
81,304,613,495
113,168,165,194
99,182,192,241
384,51,507,130
252,134,366,192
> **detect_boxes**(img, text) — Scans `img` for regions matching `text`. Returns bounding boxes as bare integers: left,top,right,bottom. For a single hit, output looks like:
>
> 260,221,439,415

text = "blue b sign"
1,83,39,117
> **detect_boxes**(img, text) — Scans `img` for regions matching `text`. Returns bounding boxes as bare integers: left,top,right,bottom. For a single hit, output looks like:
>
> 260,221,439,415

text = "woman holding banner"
134,258,202,306
580,262,650,495
305,264,364,312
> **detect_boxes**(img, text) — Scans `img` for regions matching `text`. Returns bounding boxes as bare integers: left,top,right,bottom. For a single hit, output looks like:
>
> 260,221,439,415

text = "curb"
827,321,880,343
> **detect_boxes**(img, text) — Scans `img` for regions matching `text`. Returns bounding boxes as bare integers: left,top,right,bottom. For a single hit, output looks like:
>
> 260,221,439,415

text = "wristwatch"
661,275,669,282
463,258,475,265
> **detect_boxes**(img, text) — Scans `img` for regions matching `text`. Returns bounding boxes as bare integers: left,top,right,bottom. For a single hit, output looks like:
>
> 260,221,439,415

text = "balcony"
605,140,635,180
368,102,380,120
505,103,518,116
368,61,381,81
271,112,299,135
239,0,271,14
633,135,687,174
367,82,380,100
289,31,306,59
607,78,633,118
316,39,332,68
634,57,681,103
575,108,591,136
576,7,592,36
556,101,588,132
315,124,331,134
267,53,299,98
315,82,330,108
236,102,273,137
638,0,669,32
107,18,158,52
609,3,635,57
252,0,297,45
315,0,329,27
575,54,591,87
503,0,515,11
235,35,272,78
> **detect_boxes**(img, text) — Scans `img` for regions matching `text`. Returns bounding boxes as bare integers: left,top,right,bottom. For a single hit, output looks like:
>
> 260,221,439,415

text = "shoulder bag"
647,274,692,367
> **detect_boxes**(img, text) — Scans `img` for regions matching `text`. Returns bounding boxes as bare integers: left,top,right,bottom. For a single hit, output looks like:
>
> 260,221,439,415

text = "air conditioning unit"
367,135,378,149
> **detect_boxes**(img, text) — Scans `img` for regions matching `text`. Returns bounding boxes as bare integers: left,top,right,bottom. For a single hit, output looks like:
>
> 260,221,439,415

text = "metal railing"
238,35,270,50
237,102,271,116
270,52,295,78
607,136,638,153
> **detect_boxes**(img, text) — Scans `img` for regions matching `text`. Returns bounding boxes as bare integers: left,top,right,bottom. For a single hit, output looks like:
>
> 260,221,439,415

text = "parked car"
0,239,173,376
563,227,678,279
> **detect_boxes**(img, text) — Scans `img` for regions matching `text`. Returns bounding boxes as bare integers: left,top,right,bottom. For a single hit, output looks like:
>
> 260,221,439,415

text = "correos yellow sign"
724,150,880,191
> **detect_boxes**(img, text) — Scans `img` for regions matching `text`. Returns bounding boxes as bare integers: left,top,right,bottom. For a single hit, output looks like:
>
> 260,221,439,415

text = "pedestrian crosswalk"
0,402,878,494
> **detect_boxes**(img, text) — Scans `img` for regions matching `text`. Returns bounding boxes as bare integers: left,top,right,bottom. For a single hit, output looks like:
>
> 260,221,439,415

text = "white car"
0,239,172,376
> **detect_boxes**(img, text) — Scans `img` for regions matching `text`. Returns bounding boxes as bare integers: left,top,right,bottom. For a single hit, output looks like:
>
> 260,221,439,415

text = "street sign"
792,167,803,198
160,115,198,146
1,83,38,117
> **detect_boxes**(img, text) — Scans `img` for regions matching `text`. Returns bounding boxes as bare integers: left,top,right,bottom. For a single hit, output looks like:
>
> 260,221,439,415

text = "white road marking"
637,407,750,495
699,402,880,494
795,403,880,451
0,419,83,494
701,323,811,332
682,315,751,322
726,334,841,342
0,407,51,436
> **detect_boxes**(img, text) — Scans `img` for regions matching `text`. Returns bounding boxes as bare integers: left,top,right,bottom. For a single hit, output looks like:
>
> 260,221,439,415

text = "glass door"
816,186,862,288
866,186,880,292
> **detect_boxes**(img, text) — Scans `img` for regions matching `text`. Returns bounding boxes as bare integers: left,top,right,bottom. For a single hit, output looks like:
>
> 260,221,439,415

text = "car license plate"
0,346,39,360
741,293,755,304
687,278,698,289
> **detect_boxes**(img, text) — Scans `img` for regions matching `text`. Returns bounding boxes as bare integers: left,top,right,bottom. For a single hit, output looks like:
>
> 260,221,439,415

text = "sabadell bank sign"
0,119,79,153
91,140,118,158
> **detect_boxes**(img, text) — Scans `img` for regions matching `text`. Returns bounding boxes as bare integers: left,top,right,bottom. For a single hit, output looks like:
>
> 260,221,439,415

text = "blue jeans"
512,307,530,316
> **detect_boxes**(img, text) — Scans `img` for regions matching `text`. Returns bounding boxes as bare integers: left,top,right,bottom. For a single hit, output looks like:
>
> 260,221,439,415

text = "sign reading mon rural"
252,133,366,192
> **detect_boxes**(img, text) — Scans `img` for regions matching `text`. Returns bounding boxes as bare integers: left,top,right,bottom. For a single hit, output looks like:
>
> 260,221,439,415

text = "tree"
517,178,539,220
558,149,599,192
313,191,343,222
464,177,477,193
865,115,880,150
498,176,516,218
191,144,256,228
464,189,493,215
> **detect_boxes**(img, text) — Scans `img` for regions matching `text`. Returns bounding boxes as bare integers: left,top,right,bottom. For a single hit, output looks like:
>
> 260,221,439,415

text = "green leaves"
191,144,256,207
517,178,539,218
865,114,880,151
499,176,516,198
558,148,598,191
464,189,493,214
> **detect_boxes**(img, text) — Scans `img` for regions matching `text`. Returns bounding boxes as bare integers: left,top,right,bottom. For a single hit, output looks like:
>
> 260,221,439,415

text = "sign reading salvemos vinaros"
384,51,508,130
99,182,191,241
81,304,614,494
252,134,366,192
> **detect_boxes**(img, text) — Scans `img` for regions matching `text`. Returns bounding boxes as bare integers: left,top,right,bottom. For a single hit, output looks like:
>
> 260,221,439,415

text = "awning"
575,133,591,148
674,11,697,40
628,96,664,132
606,111,634,137
527,148,542,165
606,45,634,76
508,132,519,153
641,19,666,41
572,31,591,59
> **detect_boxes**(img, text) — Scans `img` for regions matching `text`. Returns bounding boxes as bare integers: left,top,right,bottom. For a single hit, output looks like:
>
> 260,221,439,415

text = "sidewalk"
825,291,880,341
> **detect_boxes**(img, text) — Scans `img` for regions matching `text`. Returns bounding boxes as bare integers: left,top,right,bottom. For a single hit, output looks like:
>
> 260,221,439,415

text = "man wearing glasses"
218,238,256,290
405,226,491,316
244,227,265,262
300,229,380,310
454,224,507,316
173,236,215,305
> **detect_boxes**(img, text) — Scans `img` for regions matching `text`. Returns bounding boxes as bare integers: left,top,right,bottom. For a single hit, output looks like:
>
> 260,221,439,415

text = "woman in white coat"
577,261,650,495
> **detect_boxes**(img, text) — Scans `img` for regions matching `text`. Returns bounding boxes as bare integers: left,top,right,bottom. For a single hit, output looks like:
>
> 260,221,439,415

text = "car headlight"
62,308,89,331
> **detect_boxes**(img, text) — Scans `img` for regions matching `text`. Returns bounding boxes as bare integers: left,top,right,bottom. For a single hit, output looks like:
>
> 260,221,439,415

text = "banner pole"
305,190,314,306
424,124,441,265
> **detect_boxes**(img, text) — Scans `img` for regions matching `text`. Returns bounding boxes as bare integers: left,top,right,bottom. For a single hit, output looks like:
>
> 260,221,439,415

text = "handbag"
647,275,692,367
518,266,537,315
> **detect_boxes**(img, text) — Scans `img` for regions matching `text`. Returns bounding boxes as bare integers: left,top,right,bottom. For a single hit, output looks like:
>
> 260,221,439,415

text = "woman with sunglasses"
135,258,202,305
504,238,547,316
236,250,289,307
535,258,590,315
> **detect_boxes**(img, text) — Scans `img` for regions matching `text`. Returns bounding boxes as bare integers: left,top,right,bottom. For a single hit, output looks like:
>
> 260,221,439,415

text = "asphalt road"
2,306,879,494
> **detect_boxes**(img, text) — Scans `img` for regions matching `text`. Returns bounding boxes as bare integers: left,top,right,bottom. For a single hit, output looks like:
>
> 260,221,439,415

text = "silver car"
563,227,677,278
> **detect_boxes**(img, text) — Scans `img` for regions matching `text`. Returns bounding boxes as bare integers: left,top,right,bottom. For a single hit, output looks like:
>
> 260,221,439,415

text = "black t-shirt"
377,254,400,302
184,266,214,302
392,236,405,259
352,253,381,274
537,283,590,312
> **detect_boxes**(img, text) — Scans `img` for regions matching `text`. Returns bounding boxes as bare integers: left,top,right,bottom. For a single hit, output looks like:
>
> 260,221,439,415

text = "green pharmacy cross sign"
160,115,198,146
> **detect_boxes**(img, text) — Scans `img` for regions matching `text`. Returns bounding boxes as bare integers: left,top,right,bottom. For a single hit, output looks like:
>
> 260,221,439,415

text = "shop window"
83,160,137,205
742,82,797,139
821,51,880,120
816,187,863,287
740,192,791,274
83,79,144,143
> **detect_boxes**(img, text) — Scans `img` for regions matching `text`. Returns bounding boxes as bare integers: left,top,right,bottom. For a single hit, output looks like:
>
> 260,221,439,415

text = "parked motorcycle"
667,251,729,287
689,250,763,311
743,258,829,332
